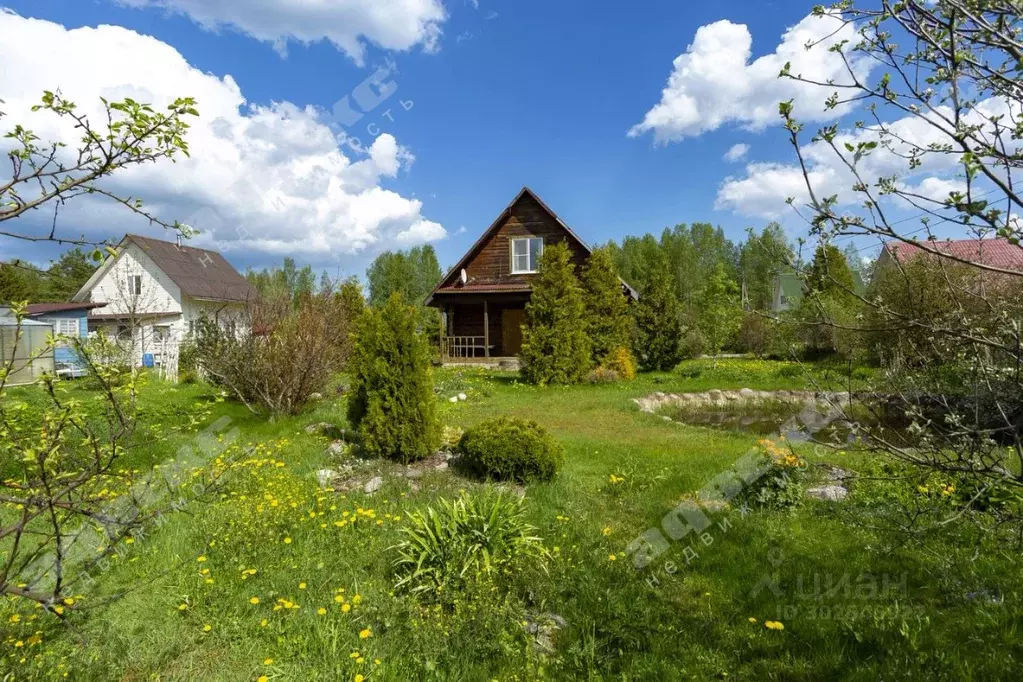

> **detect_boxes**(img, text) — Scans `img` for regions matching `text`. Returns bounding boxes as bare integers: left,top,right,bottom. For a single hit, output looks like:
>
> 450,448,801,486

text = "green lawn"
2,359,1019,680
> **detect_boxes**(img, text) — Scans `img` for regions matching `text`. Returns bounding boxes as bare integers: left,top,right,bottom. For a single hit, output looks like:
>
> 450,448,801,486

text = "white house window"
56,318,79,336
510,237,543,274
131,275,142,296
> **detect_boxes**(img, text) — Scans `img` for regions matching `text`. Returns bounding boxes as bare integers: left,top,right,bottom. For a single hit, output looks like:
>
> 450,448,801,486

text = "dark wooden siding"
440,193,589,289
448,301,525,356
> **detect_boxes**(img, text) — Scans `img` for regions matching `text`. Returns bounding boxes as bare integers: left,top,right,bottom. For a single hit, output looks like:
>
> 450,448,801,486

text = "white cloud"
724,143,749,162
114,0,447,63
714,99,1019,219
629,14,873,143
0,13,445,261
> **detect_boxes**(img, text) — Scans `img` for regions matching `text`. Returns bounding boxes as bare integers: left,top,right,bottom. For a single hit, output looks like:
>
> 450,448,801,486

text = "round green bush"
457,418,564,482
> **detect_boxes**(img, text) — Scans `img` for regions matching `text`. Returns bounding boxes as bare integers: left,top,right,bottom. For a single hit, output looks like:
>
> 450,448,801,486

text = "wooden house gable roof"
426,187,637,304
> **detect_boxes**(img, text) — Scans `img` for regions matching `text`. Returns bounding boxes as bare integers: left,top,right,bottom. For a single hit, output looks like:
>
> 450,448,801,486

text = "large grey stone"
363,477,384,494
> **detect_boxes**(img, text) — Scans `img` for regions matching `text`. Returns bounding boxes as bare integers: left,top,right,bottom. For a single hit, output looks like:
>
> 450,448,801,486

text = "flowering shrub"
391,492,549,599
605,346,637,381
456,418,564,483
733,438,806,509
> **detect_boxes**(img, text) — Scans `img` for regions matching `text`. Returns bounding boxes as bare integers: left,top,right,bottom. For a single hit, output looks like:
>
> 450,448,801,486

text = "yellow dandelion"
263,658,274,665
298,582,307,590
258,677,268,682
202,624,212,632
250,597,260,605
355,676,365,682
359,628,372,639
317,608,327,616
765,620,785,631
602,526,612,536
283,537,292,544
197,556,207,562
260,619,269,627
608,554,617,562
748,617,757,623
178,603,188,611
341,603,352,613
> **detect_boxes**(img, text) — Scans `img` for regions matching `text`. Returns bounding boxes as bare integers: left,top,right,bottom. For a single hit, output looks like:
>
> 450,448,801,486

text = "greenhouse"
0,315,54,386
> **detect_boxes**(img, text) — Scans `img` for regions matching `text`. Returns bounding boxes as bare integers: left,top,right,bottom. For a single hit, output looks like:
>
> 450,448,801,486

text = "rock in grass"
806,485,848,502
363,476,384,494
316,469,337,488
458,392,468,401
449,396,459,403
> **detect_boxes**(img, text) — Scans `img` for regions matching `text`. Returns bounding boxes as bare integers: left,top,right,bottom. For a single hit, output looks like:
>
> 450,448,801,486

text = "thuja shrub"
347,293,440,462
519,242,592,385
457,417,564,482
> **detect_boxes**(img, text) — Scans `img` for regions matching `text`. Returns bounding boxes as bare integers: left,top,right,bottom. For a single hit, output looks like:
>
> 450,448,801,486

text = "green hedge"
457,418,564,483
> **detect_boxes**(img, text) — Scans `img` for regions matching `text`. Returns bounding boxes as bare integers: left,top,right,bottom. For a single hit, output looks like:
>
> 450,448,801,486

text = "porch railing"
441,336,488,359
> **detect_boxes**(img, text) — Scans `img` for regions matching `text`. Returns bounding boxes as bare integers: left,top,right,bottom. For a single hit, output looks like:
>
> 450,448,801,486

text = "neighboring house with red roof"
877,237,1023,273
425,187,636,362
73,234,256,364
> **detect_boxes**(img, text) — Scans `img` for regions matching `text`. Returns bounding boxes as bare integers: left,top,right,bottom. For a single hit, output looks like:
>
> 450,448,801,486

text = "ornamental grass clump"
391,491,549,599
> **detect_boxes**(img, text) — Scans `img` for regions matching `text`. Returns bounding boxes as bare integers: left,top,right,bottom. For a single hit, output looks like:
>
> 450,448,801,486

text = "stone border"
633,389,851,414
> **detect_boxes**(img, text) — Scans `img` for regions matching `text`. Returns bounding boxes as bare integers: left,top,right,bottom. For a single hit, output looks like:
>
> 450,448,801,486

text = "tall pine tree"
633,257,684,371
520,242,592,385
581,246,632,365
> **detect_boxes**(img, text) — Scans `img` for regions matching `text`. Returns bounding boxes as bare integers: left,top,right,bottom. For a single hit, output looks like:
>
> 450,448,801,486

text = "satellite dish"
459,269,468,285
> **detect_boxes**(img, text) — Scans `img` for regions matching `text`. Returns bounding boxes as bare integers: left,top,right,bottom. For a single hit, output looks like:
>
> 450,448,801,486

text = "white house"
73,234,256,364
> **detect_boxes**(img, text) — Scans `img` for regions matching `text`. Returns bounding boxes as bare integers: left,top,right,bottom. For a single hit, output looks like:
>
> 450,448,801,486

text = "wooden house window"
131,275,143,296
510,237,543,274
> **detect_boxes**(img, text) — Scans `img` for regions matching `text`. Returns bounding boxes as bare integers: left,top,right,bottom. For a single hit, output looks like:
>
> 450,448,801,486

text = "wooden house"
425,187,636,362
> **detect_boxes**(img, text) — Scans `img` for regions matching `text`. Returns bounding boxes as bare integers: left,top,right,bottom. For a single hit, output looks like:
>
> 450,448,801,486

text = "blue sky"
0,0,957,276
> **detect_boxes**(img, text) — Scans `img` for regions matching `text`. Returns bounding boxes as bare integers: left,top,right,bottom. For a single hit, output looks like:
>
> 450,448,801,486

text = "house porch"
433,293,529,363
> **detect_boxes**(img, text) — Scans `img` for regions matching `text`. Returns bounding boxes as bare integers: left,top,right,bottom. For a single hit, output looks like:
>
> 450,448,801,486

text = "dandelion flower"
257,677,268,682
264,658,274,665
250,597,260,605
608,554,617,562
765,620,785,631
359,628,372,639
748,617,757,623
283,537,292,544
355,676,364,682
298,582,306,590
341,603,351,613
178,603,188,611
202,624,212,632
317,608,327,616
